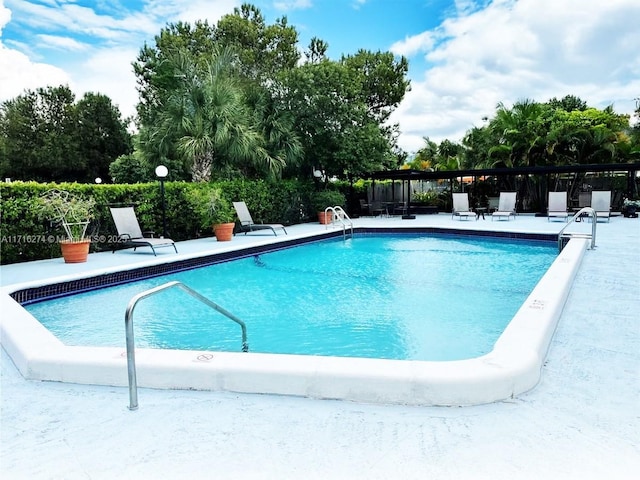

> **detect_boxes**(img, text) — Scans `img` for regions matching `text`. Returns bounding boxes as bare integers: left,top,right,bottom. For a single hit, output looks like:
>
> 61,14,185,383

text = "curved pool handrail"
124,280,248,410
557,207,597,252
324,206,353,240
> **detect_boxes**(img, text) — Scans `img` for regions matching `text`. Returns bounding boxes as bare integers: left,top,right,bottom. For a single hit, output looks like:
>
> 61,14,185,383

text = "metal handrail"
324,206,353,239
557,207,597,252
125,281,248,410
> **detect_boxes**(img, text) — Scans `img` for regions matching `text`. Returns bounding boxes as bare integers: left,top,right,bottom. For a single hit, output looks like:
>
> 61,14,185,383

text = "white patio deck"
1,213,639,479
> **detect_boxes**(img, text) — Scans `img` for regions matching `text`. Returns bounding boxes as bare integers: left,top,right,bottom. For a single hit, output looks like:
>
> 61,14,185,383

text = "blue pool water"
27,234,557,361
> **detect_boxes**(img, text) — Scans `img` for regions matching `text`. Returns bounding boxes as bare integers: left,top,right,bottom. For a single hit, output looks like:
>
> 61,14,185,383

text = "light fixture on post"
312,167,324,191
95,177,102,184
155,165,169,238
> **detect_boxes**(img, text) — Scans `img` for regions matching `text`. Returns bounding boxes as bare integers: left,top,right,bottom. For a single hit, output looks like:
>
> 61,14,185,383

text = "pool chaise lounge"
233,201,287,236
590,191,612,223
491,192,517,221
109,206,178,255
548,191,569,222
451,193,477,221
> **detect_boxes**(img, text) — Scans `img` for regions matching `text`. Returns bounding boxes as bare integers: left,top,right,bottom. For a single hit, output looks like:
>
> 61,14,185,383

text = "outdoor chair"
547,191,569,222
590,191,611,222
487,196,500,213
232,201,287,236
578,192,591,209
393,201,408,216
451,193,477,220
491,192,517,221
368,200,385,217
359,199,373,216
109,206,178,255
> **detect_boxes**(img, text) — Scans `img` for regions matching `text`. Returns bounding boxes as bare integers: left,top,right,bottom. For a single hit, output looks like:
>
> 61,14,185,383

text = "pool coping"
0,228,588,406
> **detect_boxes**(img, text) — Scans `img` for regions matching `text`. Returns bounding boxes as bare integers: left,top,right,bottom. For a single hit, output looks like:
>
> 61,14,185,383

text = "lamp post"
155,165,168,238
312,167,323,191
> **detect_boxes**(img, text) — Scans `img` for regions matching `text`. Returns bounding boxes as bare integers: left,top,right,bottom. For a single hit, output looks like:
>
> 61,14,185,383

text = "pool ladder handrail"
557,207,597,252
324,206,353,240
125,280,248,411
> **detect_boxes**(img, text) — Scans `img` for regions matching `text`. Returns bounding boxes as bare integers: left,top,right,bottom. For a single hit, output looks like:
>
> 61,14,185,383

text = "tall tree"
277,47,409,180
133,21,217,127
214,3,299,82
412,137,438,170
244,83,303,179
488,99,550,168
0,86,130,182
341,49,410,125
76,92,133,181
133,8,302,180
548,95,588,112
546,107,630,164
305,37,328,64
151,47,286,181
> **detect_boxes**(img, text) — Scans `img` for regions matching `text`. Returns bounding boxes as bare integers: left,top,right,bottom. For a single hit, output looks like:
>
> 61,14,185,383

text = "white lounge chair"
109,206,178,255
491,192,517,221
451,193,476,220
590,191,611,223
547,191,569,222
232,201,287,236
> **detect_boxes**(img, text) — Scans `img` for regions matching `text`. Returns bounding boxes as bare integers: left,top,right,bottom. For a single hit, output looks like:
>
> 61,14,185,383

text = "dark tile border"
12,228,556,305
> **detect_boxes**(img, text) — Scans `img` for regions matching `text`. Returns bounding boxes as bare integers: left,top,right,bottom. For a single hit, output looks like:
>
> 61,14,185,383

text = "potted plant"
622,198,640,218
310,190,347,224
186,186,236,241
37,189,95,263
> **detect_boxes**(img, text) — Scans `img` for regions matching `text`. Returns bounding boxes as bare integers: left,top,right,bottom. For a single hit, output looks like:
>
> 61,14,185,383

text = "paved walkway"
1,214,639,479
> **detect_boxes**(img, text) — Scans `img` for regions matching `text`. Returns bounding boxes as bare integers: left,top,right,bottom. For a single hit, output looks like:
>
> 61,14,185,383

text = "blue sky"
1,0,639,153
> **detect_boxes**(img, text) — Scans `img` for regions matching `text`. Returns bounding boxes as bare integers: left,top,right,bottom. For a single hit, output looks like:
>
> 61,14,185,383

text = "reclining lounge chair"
451,193,477,220
109,206,178,255
491,192,517,221
547,191,569,222
590,191,611,223
233,201,287,236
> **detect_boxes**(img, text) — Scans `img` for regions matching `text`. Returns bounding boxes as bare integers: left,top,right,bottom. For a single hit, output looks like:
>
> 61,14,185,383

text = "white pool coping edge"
0,238,588,407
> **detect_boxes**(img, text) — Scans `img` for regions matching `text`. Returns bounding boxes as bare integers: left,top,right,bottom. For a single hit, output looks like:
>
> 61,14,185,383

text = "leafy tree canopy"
132,3,409,183
428,96,633,170
0,85,132,182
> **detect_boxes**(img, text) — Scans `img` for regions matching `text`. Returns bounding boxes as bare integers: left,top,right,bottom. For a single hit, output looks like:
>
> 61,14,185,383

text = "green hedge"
0,179,332,264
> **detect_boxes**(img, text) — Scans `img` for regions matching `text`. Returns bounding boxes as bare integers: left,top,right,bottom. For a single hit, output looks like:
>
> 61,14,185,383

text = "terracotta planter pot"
213,222,235,241
60,239,91,263
318,211,334,225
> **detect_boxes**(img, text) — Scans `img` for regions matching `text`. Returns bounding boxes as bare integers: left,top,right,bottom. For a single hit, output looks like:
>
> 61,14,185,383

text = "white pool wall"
0,237,588,406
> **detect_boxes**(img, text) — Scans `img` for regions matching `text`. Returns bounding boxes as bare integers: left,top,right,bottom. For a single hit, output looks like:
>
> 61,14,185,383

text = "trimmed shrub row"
0,179,344,264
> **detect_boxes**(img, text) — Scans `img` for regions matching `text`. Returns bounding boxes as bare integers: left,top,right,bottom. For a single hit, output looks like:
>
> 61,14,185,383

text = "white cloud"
391,0,640,153
71,47,140,121
36,34,90,52
0,0,239,117
273,0,312,11
0,0,9,28
0,44,71,101
170,0,239,25
390,31,436,58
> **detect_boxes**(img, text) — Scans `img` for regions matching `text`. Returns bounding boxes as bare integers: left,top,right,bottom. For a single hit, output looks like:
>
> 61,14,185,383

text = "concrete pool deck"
1,213,639,479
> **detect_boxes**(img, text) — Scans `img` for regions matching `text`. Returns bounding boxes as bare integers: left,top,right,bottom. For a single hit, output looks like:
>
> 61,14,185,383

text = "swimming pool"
26,235,557,362
0,226,589,406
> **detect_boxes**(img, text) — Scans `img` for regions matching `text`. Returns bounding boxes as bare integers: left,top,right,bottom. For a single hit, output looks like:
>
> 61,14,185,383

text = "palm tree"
244,84,302,179
153,47,282,181
489,99,548,168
